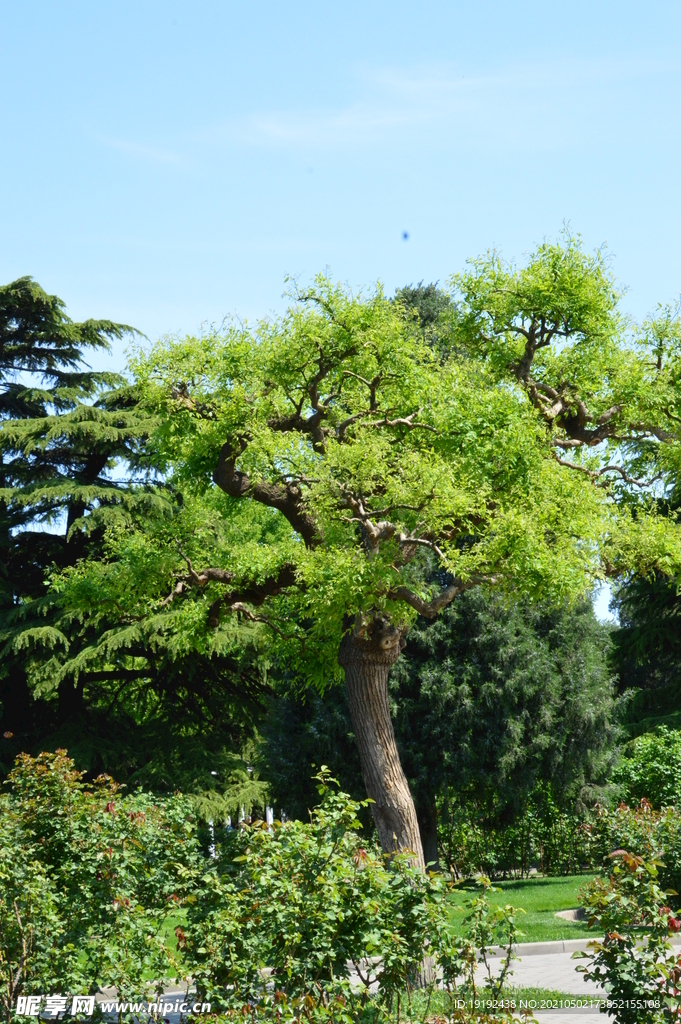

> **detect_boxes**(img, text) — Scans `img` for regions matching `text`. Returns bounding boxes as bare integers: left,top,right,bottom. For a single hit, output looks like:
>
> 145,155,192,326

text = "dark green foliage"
394,281,452,330
257,687,365,824
259,589,618,873
612,574,681,735
390,590,617,834
0,276,128,409
611,727,681,809
0,277,143,769
0,281,267,809
394,281,453,360
437,785,595,879
0,276,140,568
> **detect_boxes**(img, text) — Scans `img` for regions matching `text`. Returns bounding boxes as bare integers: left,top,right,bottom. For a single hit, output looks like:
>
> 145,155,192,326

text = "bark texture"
338,620,425,869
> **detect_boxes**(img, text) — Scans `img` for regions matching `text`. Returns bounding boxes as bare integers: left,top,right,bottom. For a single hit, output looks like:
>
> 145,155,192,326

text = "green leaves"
82,266,667,697
576,851,681,1024
1,750,202,1014
184,769,447,1018
612,728,681,809
449,231,681,522
450,232,621,377
5,249,681,839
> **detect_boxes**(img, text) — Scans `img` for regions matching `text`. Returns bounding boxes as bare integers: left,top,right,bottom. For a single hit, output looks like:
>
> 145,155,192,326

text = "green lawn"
448,873,599,943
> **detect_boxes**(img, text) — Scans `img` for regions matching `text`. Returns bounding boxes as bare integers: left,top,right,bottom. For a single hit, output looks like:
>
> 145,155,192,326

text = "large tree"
0,277,137,746
259,589,617,868
30,237,681,868
0,281,268,817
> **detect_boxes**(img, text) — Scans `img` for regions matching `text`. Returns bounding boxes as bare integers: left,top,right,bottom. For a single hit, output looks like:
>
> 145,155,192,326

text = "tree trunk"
338,619,425,869
416,798,440,871
58,675,84,724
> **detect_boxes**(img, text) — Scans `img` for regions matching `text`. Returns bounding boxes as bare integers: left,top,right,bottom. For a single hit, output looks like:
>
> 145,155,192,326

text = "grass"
448,873,599,942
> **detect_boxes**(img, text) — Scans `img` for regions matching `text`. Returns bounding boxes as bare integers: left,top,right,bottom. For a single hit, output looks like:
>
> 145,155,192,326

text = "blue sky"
2,1,681,346
3,1,680,619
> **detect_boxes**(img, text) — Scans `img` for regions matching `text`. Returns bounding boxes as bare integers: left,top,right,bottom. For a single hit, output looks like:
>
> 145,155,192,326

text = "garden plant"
183,769,527,1022
0,750,199,1022
576,851,681,1024
2,754,534,1023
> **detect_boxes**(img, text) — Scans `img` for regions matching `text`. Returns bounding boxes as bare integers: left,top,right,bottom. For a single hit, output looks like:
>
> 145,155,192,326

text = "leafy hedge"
1,752,530,1023
586,799,681,901
611,727,681,810
1,750,200,1021
438,786,594,879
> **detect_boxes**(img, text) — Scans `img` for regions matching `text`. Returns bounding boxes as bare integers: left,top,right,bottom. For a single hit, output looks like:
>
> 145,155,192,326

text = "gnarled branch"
388,580,473,617
389,572,500,618
161,561,298,620
366,410,438,433
213,440,321,547
554,456,663,489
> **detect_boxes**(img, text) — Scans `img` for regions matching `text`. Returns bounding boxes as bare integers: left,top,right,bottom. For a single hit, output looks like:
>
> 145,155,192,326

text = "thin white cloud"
97,55,681,161
98,136,185,165
236,55,681,149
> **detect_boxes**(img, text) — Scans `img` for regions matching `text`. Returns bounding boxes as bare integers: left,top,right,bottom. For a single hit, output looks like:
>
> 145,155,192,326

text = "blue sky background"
3,1,681,617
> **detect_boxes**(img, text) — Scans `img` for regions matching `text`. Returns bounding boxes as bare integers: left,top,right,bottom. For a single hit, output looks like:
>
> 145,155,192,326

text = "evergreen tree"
257,687,365,824
390,589,617,867
259,590,617,866
0,277,137,751
611,573,681,734
610,485,681,735
0,281,268,817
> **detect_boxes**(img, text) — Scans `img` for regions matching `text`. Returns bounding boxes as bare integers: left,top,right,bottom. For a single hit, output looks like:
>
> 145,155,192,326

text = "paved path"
479,948,602,995
471,942,602,1021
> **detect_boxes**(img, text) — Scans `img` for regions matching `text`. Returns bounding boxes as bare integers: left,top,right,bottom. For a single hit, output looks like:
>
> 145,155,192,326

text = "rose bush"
1,750,200,1021
183,770,528,1022
576,851,681,1024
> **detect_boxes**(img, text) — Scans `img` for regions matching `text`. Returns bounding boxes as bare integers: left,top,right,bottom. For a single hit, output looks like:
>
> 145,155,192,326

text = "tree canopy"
449,236,681,505
58,268,663,680
7,236,681,863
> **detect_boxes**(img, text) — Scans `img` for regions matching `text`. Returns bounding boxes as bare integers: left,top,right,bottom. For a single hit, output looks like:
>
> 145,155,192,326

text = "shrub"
184,770,439,1020
612,728,681,810
2,755,530,1023
0,800,68,1022
0,750,201,1019
184,770,527,1022
575,851,681,1024
438,786,594,879
588,799,681,901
